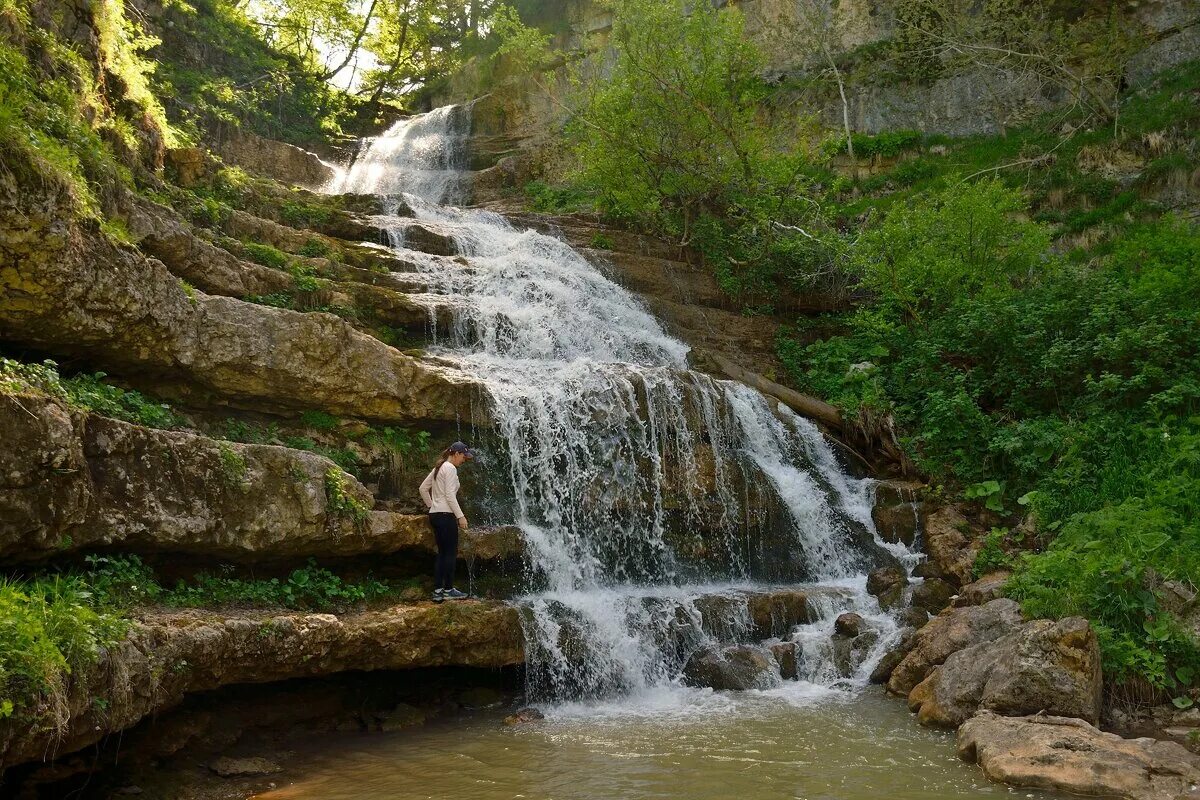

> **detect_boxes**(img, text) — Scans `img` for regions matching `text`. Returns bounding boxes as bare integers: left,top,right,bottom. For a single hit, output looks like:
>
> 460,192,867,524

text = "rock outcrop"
0,211,480,425
958,712,1200,800
908,617,1103,728
887,599,1024,696
0,601,524,768
214,130,336,191
0,393,522,562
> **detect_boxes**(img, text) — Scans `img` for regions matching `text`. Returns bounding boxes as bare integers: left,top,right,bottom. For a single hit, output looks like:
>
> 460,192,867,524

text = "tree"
790,0,854,163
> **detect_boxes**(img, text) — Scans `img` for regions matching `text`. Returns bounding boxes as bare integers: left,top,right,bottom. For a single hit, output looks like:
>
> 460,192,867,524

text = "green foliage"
0,358,182,430
325,467,369,526
854,179,1052,324
523,180,592,213
243,241,291,270
245,292,296,309
588,232,614,250
82,554,397,612
973,528,1013,577
298,238,333,259
217,442,249,487
822,130,923,159
280,200,332,227
0,575,127,720
300,410,339,430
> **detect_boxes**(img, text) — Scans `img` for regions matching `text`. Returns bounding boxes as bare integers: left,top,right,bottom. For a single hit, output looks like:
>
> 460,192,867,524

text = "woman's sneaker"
432,588,445,603
442,588,469,600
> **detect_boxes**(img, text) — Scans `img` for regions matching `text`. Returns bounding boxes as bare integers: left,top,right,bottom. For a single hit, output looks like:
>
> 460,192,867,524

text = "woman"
418,441,477,602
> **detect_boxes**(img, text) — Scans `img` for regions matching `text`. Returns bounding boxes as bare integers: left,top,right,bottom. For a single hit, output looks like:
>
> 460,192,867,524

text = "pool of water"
252,686,1055,800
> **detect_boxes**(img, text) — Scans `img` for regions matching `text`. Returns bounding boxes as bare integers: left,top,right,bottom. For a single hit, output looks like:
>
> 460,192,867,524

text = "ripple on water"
251,688,1064,800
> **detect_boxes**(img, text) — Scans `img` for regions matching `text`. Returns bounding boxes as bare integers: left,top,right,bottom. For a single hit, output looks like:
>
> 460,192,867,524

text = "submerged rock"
683,644,781,691
834,612,864,637
504,707,546,725
209,756,283,777
958,712,1200,800
908,617,1103,728
866,566,907,610
770,642,799,680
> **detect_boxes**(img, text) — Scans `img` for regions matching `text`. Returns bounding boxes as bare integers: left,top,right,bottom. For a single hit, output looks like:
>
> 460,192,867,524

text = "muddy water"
252,688,1054,800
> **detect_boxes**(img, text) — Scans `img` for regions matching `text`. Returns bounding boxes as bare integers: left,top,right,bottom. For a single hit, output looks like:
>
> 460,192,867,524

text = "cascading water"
330,105,915,705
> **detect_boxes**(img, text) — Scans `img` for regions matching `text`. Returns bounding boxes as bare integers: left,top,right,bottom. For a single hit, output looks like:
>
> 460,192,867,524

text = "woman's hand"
458,517,469,530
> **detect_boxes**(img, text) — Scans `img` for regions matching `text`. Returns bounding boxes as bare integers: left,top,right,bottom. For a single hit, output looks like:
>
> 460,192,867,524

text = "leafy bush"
243,241,291,270
0,358,182,429
0,576,127,720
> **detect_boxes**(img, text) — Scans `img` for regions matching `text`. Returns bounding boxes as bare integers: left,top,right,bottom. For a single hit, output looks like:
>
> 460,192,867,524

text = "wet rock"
911,578,956,614
872,481,925,546
958,712,1200,800
0,602,524,768
209,757,283,778
870,629,916,685
835,612,864,637
953,571,1011,608
866,566,907,610
887,599,1023,696
744,590,815,639
372,703,426,732
832,630,880,678
912,560,949,581
923,507,982,587
504,707,546,725
770,642,798,680
683,644,781,691
898,608,930,630
400,222,458,256
908,617,1102,728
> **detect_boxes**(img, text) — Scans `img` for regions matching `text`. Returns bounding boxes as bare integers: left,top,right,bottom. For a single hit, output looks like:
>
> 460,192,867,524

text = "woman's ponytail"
432,447,453,478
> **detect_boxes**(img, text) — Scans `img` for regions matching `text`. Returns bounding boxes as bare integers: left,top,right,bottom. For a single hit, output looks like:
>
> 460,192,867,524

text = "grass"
0,358,184,429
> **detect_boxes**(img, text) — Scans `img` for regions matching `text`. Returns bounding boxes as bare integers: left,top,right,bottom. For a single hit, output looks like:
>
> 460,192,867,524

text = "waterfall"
329,106,909,704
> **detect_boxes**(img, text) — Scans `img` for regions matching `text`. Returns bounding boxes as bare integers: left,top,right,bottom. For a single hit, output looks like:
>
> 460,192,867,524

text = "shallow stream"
252,687,1049,800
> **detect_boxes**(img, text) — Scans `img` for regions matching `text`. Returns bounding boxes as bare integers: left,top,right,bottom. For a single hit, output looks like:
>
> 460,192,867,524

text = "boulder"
866,565,907,610
398,223,458,256
908,617,1103,728
744,589,815,639
831,629,881,678
953,571,1011,608
911,578,956,614
835,612,864,637
923,506,982,587
887,599,1023,696
898,608,930,629
683,644,781,691
0,602,524,768
958,712,1200,800
872,481,925,547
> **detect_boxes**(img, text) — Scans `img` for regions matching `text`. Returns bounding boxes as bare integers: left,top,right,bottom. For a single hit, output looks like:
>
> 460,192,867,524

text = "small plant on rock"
325,467,369,527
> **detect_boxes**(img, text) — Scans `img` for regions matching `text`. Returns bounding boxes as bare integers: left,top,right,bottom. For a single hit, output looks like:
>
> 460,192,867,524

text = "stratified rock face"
958,712,1200,800
0,211,480,425
887,599,1023,696
908,617,1103,728
214,129,335,191
0,602,524,768
0,393,523,562
683,643,781,691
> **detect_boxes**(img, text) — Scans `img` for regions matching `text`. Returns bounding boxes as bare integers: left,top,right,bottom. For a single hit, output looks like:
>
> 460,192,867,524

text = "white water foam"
329,105,916,707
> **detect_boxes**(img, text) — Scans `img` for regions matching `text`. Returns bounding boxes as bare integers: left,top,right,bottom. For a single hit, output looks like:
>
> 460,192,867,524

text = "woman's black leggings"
429,512,459,590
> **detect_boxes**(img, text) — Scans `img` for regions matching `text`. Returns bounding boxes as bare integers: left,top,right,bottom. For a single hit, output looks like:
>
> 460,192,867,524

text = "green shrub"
243,241,290,269
0,576,127,720
325,467,369,526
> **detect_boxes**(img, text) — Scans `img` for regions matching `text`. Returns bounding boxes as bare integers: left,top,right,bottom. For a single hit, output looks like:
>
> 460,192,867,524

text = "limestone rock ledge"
0,209,481,425
0,392,523,562
0,601,524,769
958,712,1200,800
